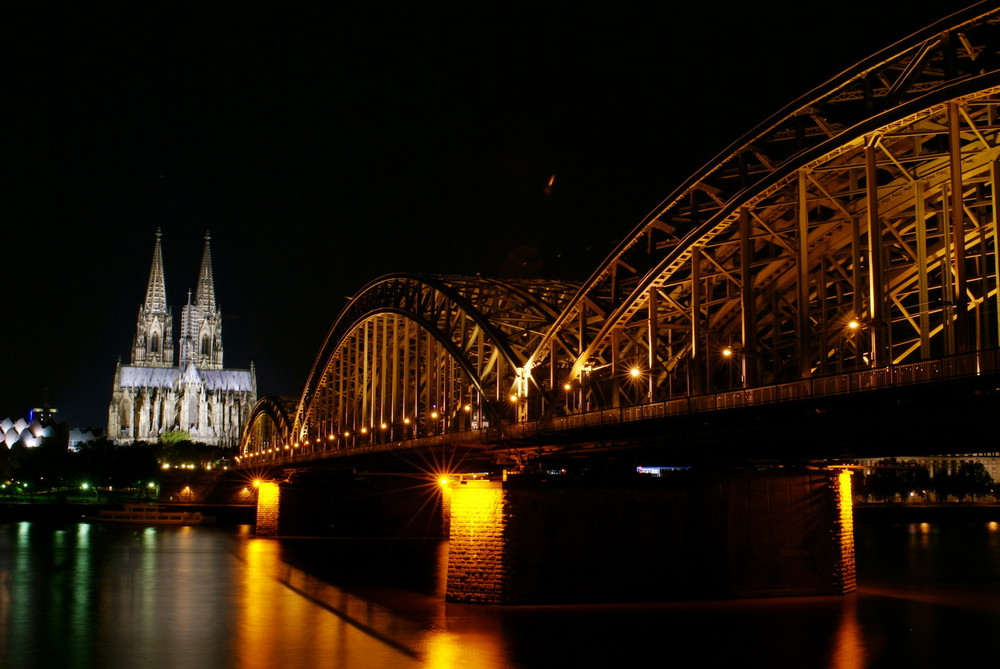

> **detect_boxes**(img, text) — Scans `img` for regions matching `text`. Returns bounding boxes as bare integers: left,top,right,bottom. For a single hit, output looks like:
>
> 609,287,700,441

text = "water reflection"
830,596,865,669
233,537,422,668
234,535,511,667
1,518,999,668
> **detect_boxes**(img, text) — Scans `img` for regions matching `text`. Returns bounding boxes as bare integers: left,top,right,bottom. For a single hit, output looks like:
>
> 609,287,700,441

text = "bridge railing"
504,349,1000,439
246,349,999,466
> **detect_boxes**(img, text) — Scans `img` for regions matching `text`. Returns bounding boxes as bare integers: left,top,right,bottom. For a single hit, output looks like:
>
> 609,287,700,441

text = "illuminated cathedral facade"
108,230,256,447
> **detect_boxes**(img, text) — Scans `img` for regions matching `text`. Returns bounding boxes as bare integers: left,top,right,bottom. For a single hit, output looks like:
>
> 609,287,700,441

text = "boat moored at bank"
83,504,216,526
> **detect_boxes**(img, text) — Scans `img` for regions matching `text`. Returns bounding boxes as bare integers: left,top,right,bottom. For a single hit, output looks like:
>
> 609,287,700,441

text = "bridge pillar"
444,469,855,604
254,480,281,536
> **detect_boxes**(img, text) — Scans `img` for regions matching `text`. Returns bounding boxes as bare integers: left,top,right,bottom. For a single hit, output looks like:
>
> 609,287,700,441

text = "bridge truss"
240,4,1000,464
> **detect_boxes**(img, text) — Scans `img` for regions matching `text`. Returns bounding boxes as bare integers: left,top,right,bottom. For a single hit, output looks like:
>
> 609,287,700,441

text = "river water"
2,511,999,668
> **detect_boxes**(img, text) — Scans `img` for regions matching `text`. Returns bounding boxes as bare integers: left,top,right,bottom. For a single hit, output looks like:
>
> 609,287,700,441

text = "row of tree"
855,457,996,503
2,436,234,499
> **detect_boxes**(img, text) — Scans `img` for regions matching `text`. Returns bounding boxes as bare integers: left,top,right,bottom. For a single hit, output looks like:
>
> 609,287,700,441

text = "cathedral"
107,230,257,447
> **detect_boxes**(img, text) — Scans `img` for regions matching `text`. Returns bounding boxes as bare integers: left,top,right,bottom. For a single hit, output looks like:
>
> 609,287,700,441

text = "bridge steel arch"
241,5,1000,463
240,274,578,458
241,396,297,457
519,4,1000,417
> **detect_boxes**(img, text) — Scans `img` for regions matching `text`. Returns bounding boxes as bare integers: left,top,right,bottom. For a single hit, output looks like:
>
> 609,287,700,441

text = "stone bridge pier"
253,468,855,605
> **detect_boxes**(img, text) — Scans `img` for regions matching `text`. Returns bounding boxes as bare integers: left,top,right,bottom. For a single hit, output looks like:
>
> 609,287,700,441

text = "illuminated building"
107,229,256,447
0,416,52,448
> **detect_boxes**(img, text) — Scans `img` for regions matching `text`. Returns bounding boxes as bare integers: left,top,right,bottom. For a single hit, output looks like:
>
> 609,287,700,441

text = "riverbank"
4,499,998,527
0,501,256,525
854,502,1000,523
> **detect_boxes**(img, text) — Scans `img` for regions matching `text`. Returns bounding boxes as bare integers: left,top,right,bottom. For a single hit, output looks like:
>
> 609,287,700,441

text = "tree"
931,468,953,503
159,430,191,445
865,458,929,503
71,439,160,500
951,461,993,502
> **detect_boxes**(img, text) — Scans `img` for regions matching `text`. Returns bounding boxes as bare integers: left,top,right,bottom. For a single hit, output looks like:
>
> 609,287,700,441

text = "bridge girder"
239,395,296,456
520,4,1000,414
242,274,577,456
239,4,1000,467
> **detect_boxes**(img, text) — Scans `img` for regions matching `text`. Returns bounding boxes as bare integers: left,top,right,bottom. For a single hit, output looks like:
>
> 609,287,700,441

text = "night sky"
6,2,966,430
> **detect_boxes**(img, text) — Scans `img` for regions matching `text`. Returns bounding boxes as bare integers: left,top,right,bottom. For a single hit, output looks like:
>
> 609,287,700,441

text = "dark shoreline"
0,502,256,525
4,500,999,526
854,502,1000,523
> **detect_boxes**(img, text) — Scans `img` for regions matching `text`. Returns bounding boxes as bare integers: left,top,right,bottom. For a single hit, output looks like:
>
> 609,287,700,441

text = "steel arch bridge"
240,4,1000,467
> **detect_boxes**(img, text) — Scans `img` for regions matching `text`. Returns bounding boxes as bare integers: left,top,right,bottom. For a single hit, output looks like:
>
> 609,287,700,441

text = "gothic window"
201,336,211,357
151,332,160,354
188,391,200,430
119,400,130,432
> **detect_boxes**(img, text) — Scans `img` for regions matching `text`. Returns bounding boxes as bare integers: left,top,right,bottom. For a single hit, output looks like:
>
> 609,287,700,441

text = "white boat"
84,504,215,526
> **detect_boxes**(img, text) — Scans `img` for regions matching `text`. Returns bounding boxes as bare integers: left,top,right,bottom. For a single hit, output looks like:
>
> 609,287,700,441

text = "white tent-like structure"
0,417,55,449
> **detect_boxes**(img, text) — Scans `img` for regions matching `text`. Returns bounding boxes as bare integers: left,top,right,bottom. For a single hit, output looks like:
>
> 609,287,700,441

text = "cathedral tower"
131,228,175,367
179,232,224,370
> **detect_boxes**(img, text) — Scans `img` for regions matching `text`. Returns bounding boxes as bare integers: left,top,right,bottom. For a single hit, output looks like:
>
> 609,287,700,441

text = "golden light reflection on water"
423,626,509,668
829,596,866,669
4,520,1000,668
232,536,513,669
234,537,423,669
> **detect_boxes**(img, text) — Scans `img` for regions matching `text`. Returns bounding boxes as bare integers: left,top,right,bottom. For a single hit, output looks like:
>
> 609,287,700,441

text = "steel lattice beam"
240,5,1000,465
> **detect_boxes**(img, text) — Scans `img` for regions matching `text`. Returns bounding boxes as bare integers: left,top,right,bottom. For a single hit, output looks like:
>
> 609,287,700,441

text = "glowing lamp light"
438,477,450,486
722,347,733,358
360,426,368,434
344,431,351,438
253,479,263,488
629,367,641,378
380,422,388,430
403,417,411,425
430,411,439,420
563,383,572,391
509,394,518,403
463,404,472,412
847,319,860,330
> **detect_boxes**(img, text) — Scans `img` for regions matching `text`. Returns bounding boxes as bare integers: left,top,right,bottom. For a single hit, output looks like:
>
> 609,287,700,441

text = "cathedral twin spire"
132,229,223,370
144,228,169,315
111,229,254,447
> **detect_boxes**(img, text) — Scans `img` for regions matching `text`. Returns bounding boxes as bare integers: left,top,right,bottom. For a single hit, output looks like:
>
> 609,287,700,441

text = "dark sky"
5,2,967,429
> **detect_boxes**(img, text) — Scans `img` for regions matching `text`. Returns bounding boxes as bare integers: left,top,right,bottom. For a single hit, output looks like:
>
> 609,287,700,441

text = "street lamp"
841,318,864,370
